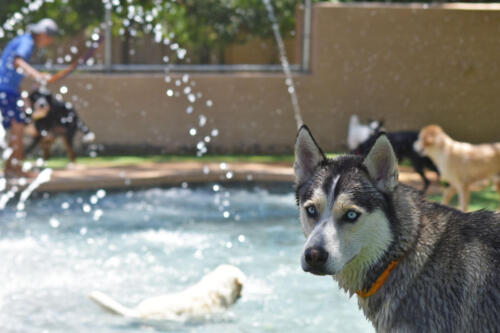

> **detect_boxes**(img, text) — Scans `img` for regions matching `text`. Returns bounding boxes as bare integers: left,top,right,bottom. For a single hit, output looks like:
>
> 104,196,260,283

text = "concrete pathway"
10,162,441,194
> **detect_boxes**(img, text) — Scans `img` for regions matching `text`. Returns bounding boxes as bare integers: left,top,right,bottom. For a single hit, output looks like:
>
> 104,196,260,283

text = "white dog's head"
200,265,245,307
347,115,383,151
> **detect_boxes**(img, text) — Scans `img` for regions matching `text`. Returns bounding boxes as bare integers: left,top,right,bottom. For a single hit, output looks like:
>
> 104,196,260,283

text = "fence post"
104,5,112,71
302,0,312,72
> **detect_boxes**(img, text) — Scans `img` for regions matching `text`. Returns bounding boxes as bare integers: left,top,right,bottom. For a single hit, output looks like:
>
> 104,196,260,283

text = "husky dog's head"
295,126,402,292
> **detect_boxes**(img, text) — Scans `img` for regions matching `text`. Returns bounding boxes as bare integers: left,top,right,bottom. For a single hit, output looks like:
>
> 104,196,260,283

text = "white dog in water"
89,265,245,321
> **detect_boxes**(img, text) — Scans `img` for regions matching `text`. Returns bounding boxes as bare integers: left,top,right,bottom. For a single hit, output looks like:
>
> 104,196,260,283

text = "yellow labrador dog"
414,125,500,211
89,265,245,321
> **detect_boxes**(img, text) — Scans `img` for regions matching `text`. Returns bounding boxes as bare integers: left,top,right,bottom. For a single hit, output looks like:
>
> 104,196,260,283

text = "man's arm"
14,57,51,83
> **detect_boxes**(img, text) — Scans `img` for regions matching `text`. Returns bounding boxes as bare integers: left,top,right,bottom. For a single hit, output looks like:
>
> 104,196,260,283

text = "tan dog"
89,265,245,321
414,125,500,211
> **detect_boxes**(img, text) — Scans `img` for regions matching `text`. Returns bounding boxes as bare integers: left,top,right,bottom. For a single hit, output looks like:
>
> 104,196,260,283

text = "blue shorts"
0,90,26,129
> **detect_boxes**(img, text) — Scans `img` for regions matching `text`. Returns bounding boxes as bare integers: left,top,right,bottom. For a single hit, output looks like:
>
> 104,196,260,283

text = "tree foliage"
1,0,310,63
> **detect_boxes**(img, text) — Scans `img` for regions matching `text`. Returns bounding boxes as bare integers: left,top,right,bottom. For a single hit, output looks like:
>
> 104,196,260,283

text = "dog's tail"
89,291,138,318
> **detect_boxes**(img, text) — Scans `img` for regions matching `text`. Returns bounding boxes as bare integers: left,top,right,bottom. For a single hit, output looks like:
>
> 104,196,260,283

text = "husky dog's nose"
304,247,328,266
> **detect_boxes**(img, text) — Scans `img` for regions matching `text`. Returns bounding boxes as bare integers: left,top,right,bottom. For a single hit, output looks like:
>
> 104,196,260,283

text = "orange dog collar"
356,260,399,298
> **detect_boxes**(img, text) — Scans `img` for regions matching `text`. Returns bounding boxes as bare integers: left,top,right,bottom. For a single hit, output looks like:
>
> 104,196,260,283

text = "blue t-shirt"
0,34,35,93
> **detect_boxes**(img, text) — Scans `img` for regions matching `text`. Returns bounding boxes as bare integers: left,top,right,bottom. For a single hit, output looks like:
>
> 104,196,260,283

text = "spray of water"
16,168,53,211
262,0,304,130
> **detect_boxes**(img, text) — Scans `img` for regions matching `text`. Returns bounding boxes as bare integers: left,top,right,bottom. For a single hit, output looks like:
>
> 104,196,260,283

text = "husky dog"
294,125,500,332
89,265,245,321
347,115,382,151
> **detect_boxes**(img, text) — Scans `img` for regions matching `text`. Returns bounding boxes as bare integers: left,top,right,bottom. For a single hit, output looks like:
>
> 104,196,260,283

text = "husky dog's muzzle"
302,246,329,275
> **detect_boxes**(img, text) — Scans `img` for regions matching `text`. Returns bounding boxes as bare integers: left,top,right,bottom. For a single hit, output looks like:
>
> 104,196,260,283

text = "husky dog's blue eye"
345,210,360,222
305,205,317,218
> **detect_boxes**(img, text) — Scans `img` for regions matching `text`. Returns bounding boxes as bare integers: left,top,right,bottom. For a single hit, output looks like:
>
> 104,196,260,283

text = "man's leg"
5,120,25,175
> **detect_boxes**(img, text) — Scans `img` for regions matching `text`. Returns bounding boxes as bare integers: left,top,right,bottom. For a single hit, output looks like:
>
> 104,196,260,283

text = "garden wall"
44,3,500,154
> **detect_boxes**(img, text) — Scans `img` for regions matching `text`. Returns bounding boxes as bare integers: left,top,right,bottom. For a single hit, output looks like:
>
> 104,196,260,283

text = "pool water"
0,184,374,332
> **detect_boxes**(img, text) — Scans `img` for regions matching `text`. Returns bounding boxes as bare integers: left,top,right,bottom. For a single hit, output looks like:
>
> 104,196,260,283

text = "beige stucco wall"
43,3,500,154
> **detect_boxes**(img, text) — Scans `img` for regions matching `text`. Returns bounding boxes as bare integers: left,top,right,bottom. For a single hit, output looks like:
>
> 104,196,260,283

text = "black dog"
353,130,439,193
26,89,94,162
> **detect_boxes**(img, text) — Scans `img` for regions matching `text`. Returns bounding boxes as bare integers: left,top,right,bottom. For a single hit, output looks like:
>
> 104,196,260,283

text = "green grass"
427,186,499,211
27,153,343,169
28,154,296,169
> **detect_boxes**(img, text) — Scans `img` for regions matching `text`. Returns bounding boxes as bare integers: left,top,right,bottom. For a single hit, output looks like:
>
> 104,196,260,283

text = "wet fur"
295,126,500,332
89,265,245,321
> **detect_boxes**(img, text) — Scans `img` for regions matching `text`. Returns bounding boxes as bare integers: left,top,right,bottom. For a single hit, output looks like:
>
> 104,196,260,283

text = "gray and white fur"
294,125,500,332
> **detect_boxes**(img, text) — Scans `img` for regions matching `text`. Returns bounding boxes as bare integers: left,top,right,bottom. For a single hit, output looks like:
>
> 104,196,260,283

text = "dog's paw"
83,132,95,143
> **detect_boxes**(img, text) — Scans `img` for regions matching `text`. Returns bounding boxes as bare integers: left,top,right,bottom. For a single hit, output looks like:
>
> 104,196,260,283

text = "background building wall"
41,3,500,154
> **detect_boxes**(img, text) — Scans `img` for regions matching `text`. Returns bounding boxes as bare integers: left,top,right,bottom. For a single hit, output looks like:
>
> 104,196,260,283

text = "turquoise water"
0,184,374,332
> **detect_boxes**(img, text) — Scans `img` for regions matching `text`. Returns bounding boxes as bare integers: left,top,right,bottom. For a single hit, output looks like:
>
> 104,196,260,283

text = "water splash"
262,0,303,129
16,168,53,211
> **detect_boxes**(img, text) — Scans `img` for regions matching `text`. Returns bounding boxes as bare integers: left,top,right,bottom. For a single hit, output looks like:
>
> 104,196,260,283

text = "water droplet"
213,184,220,192
61,202,70,209
82,204,91,213
202,166,210,174
211,129,219,137
22,162,32,172
206,100,213,107
238,234,246,242
219,162,228,170
166,89,174,97
49,218,60,228
186,106,194,114
198,115,207,127
181,182,188,188
60,86,68,94
226,171,234,179
189,128,197,136
223,212,231,219
177,48,187,59
96,189,106,199
80,227,88,236
188,94,196,103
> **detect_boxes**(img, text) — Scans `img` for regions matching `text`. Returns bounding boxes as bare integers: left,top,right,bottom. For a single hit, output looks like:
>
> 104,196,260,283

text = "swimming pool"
0,184,374,332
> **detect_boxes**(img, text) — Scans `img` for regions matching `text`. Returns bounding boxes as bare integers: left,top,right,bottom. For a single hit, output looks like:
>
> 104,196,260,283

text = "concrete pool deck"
4,162,442,194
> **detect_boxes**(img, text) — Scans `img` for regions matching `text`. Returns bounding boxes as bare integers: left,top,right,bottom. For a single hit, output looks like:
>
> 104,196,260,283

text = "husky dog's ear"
294,125,326,184
362,134,398,193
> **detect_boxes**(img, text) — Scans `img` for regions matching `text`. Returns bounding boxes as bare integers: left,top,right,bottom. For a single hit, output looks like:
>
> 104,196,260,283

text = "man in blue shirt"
0,18,58,177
